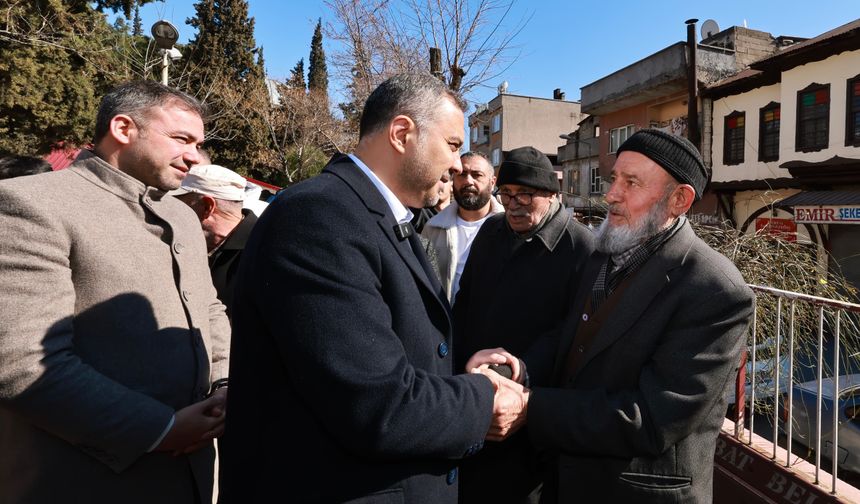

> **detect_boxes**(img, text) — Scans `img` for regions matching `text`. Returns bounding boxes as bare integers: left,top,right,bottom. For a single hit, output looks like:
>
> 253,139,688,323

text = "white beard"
596,203,670,255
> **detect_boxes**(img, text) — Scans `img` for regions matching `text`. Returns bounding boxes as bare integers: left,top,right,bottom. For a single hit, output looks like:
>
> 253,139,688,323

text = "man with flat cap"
172,164,257,318
472,129,754,503
453,146,594,503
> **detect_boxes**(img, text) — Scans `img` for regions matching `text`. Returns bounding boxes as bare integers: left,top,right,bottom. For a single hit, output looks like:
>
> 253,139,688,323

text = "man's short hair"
0,155,53,180
93,81,206,144
460,151,489,163
358,74,467,139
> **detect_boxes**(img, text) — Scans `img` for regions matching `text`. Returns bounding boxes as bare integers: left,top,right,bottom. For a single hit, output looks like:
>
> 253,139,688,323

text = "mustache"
608,203,629,218
508,210,530,217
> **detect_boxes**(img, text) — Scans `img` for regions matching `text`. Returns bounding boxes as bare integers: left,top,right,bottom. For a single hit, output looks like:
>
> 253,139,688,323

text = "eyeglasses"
497,191,537,206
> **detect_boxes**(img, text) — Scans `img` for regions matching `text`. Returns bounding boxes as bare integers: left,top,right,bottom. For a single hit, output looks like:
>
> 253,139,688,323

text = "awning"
776,191,860,207
779,155,860,183
708,177,799,192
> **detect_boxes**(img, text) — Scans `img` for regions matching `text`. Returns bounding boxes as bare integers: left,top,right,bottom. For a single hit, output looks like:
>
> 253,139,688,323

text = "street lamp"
151,20,181,85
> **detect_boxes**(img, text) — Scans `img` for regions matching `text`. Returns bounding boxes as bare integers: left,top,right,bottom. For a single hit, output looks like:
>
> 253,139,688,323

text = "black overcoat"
452,208,595,503
221,154,494,504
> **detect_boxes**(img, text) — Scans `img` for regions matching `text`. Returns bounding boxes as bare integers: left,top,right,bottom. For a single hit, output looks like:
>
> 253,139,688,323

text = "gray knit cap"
616,129,710,200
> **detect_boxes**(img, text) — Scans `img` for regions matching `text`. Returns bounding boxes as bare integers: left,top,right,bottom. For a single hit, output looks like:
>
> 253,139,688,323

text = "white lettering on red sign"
765,473,820,503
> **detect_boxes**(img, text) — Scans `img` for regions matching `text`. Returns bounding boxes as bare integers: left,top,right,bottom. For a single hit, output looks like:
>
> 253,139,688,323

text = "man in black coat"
221,74,527,504
453,146,595,504
472,130,754,503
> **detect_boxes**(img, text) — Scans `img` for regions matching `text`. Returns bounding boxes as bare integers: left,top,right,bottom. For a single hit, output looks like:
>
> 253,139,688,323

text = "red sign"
755,218,797,242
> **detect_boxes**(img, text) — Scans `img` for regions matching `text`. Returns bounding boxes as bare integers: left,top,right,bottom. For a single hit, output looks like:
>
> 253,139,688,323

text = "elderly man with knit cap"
453,146,595,504
470,130,754,504
172,164,258,318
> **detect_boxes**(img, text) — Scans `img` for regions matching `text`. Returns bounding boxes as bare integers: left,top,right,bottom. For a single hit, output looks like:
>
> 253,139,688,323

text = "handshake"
466,348,530,442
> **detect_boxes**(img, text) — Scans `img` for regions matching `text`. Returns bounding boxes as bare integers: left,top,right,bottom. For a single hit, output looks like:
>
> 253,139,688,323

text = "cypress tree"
288,58,306,91
132,2,142,36
307,18,328,98
185,0,269,173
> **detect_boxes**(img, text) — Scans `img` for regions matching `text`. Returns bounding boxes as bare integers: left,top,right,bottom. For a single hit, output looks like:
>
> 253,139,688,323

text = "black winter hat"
616,129,710,200
497,146,558,193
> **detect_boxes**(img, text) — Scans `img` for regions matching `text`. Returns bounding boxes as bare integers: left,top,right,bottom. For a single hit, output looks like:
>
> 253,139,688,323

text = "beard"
596,199,671,255
454,186,491,211
401,141,440,208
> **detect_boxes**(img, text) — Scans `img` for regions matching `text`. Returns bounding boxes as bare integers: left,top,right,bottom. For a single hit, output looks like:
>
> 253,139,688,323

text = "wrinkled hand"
156,387,227,455
473,367,529,441
466,347,526,384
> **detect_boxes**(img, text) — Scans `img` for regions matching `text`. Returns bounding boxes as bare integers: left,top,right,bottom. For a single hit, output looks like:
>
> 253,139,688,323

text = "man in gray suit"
469,129,753,503
0,81,230,503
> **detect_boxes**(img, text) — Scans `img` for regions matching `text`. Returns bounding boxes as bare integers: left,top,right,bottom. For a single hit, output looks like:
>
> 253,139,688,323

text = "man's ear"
201,195,218,220
108,114,137,146
388,115,416,154
670,184,696,216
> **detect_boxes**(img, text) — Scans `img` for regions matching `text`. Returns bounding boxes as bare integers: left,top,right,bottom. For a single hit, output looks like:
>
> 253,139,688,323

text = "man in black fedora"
453,146,595,503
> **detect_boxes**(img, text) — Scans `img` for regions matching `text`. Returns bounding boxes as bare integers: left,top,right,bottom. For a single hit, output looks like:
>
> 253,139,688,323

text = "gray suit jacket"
527,221,753,504
0,151,230,503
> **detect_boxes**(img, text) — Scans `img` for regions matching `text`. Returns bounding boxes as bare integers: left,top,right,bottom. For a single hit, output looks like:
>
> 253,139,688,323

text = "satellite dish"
701,19,720,40
151,20,180,50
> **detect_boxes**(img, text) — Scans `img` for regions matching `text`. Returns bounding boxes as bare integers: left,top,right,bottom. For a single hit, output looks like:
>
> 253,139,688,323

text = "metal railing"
733,284,860,495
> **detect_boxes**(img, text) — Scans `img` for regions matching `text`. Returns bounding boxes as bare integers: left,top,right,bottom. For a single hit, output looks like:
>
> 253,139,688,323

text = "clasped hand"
467,348,530,442
156,387,227,455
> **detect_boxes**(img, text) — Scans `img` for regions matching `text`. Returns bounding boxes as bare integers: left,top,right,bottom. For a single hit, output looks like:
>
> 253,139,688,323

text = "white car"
784,374,860,474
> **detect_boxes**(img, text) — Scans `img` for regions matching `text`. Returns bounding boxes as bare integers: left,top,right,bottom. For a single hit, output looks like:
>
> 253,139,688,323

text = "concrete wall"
596,94,688,177
711,83,787,182
596,103,648,176
499,94,584,155
582,43,687,115
733,27,780,69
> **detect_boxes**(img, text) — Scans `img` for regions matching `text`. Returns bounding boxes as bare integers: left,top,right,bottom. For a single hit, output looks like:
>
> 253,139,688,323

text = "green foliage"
184,0,269,174
92,0,158,19
307,18,328,96
132,2,142,36
255,144,328,188
288,58,306,91
0,1,125,155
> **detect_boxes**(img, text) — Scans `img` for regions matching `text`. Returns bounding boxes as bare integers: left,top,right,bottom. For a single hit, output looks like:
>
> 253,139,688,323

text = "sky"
133,0,860,109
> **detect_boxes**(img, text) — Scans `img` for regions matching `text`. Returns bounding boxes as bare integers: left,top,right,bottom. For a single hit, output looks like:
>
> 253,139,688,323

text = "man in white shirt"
421,151,504,302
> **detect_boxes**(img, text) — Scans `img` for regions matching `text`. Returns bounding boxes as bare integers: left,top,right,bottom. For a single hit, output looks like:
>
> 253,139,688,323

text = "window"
723,111,745,165
491,114,501,133
796,83,829,152
565,168,579,194
593,125,600,138
491,148,501,166
847,75,860,146
589,165,602,194
609,125,634,153
470,127,478,144
759,102,780,162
